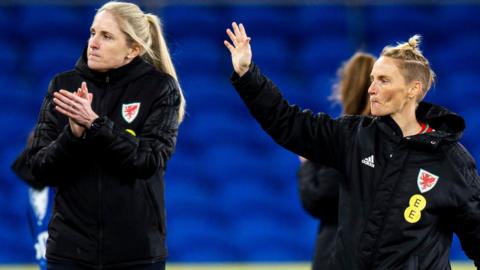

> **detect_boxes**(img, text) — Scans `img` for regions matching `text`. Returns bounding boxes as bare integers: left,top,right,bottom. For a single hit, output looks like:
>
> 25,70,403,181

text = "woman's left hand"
53,82,98,130
224,22,252,77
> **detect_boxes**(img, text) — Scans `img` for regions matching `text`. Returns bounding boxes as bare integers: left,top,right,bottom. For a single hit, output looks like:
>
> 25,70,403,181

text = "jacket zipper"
145,183,163,233
369,146,409,268
98,165,103,269
98,75,109,269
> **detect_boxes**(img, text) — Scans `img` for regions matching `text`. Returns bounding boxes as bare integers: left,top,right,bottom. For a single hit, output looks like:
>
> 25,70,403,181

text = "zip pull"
105,76,110,83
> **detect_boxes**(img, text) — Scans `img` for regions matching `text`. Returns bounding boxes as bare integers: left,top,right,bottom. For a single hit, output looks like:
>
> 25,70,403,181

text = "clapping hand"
53,82,98,138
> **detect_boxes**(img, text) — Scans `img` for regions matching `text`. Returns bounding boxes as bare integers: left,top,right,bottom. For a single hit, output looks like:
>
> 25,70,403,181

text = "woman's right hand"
68,82,93,138
69,118,84,138
224,22,252,77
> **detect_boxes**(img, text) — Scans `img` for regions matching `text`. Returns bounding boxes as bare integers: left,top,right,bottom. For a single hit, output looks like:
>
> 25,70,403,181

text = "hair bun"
408,34,421,49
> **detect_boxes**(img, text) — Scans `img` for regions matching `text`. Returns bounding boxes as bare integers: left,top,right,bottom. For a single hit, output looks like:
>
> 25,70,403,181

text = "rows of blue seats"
1,3,478,263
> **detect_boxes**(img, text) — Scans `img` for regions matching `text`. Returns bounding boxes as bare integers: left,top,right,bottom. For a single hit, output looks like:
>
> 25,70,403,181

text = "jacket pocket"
406,255,419,270
143,182,164,234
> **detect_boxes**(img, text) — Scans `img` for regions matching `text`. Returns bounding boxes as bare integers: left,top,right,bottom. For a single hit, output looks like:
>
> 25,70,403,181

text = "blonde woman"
225,22,480,269
28,2,184,269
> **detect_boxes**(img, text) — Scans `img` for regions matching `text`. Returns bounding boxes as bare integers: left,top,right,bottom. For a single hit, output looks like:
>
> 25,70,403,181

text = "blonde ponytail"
145,14,185,123
97,2,185,123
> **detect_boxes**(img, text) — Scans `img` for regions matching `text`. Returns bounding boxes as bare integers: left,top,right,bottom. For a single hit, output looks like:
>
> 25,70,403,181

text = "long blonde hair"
332,52,376,116
97,1,185,123
381,35,436,101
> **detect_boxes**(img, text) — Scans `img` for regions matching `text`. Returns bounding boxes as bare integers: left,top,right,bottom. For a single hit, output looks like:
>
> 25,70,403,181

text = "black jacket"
28,49,180,268
232,64,480,270
297,161,340,270
12,146,45,190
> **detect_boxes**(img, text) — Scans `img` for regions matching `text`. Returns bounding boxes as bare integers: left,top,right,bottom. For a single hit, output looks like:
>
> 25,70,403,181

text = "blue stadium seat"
218,178,278,207
295,5,349,37
0,214,33,262
436,5,480,37
179,73,242,114
167,215,238,261
167,150,202,180
17,5,87,40
229,213,311,261
365,5,438,53
165,177,215,217
443,72,480,113
199,143,269,184
423,85,450,110
263,148,301,187
0,7,14,37
0,143,33,262
187,111,253,148
435,36,480,73
0,75,38,114
461,109,480,158
251,37,291,74
171,37,224,74
298,36,353,77
0,39,20,73
0,112,36,146
227,6,296,39
27,38,84,79
159,5,225,38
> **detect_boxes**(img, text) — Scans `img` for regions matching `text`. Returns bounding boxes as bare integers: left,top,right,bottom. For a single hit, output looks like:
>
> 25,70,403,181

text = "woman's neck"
391,103,421,137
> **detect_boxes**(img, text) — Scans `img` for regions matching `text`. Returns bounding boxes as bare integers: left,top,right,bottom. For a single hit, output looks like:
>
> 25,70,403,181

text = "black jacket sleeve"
85,79,180,179
28,78,87,186
297,160,340,223
453,181,480,269
448,145,480,268
11,147,45,190
231,64,356,170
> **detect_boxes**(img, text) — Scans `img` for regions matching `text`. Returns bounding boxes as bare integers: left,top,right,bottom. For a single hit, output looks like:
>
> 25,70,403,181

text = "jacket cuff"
231,62,256,88
85,116,115,146
57,125,86,151
86,116,109,138
58,125,84,144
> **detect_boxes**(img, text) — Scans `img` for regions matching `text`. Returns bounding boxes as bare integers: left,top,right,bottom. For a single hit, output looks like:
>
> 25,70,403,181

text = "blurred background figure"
297,52,375,270
1,1,479,269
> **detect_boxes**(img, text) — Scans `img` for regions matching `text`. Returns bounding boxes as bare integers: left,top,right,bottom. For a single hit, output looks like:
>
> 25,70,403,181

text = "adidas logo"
361,155,375,168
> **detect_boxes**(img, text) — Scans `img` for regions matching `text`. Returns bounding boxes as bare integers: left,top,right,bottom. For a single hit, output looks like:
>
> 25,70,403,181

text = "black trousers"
47,261,166,270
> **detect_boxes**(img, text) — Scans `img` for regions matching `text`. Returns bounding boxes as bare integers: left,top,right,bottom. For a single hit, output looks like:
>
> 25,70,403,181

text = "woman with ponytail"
27,2,183,269
226,23,480,269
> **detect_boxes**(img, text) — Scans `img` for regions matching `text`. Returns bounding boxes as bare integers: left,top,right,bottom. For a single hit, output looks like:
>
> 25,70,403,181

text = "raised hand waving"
224,22,252,77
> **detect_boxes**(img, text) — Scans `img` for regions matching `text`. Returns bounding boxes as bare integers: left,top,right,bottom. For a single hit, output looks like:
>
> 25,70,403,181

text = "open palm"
224,22,252,77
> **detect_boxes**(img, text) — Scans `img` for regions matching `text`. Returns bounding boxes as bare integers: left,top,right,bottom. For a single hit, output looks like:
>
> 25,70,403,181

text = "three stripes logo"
361,155,375,168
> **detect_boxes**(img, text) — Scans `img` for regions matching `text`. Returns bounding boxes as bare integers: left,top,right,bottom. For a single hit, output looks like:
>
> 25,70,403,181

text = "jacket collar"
74,46,154,88
376,102,465,146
